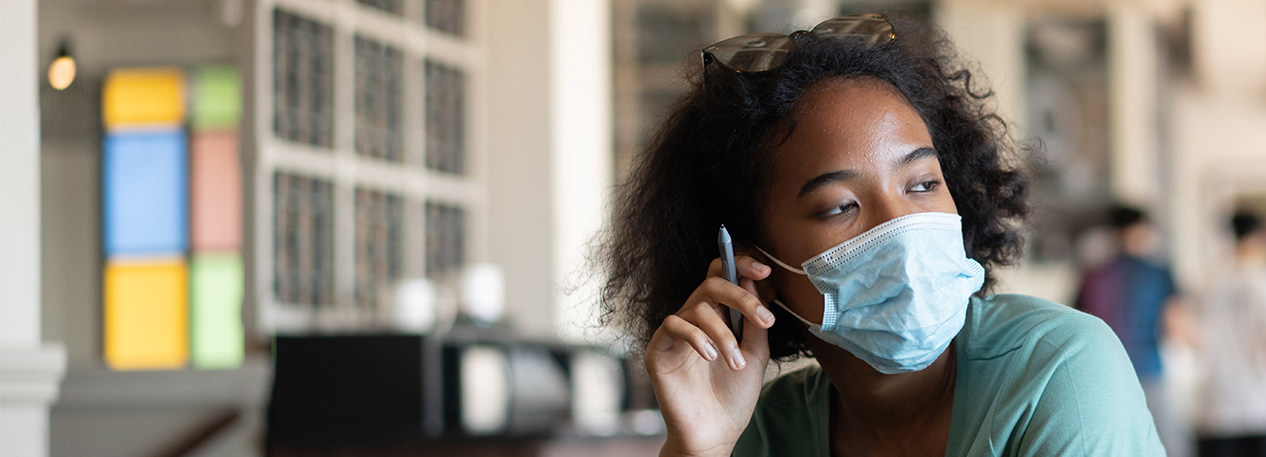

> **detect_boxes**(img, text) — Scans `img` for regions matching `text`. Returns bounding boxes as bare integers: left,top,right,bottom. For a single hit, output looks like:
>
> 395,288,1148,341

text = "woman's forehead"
769,77,935,182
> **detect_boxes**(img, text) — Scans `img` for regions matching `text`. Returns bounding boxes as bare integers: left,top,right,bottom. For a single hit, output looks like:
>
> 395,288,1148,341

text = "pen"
718,225,743,342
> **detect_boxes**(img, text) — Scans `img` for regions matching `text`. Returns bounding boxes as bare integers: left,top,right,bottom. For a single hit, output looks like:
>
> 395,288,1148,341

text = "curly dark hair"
594,15,1031,362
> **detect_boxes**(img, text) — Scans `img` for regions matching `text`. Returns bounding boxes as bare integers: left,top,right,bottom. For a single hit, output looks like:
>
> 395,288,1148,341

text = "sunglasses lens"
701,15,894,77
704,33,792,73
811,14,895,45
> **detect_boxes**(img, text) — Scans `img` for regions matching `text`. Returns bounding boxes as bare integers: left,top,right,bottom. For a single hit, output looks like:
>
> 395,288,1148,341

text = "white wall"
37,1,261,456
39,0,243,368
936,0,1026,131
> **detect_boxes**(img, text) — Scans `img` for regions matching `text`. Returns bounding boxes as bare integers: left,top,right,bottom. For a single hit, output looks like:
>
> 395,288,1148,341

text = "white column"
486,0,613,340
486,0,556,337
0,0,42,352
1107,3,1160,207
550,0,613,342
0,0,67,456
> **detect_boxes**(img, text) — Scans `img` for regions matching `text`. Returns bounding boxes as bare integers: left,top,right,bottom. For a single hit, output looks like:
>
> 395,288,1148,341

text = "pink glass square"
190,132,242,250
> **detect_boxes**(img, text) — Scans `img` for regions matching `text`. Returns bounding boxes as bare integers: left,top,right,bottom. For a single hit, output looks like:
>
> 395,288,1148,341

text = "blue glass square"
104,130,188,256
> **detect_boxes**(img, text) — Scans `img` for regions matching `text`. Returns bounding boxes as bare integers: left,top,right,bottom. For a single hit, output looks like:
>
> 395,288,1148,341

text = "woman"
596,13,1163,456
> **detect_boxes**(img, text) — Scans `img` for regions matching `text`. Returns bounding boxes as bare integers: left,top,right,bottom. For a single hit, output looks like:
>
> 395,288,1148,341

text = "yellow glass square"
104,260,189,370
103,68,187,129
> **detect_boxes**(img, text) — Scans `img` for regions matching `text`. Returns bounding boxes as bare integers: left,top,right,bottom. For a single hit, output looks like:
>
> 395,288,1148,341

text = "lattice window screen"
425,201,465,277
425,60,466,174
357,0,403,15
273,9,335,148
354,188,404,310
425,0,464,36
355,36,404,162
273,172,336,308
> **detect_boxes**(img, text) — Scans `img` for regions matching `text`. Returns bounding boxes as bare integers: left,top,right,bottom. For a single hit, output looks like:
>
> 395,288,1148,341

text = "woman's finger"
739,276,761,303
701,276,776,331
706,255,772,281
654,314,720,362
739,310,771,360
680,297,747,371
735,255,772,281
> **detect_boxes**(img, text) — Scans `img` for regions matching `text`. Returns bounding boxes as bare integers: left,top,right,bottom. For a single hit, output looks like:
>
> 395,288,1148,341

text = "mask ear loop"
772,299,815,328
753,246,815,327
754,246,807,275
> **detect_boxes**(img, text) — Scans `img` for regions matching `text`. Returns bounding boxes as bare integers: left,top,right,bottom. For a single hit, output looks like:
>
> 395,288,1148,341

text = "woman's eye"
911,180,942,193
819,202,858,219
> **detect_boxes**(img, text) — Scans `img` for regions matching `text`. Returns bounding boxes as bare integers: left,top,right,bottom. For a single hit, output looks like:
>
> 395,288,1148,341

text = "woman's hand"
645,256,776,457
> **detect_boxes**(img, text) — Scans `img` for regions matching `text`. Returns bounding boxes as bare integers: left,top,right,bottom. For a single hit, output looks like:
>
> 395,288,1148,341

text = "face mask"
756,212,984,374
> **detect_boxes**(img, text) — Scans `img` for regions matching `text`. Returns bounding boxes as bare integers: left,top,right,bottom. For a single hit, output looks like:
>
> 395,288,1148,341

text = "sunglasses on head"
700,13,895,77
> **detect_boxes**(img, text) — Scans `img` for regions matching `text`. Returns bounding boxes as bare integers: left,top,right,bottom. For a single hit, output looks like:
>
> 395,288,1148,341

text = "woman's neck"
810,339,957,455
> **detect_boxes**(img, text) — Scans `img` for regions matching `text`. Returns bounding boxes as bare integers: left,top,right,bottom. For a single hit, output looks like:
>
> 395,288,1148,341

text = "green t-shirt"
733,294,1165,456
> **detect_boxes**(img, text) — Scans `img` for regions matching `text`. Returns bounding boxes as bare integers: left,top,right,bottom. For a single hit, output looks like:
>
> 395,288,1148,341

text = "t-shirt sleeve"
1016,313,1166,456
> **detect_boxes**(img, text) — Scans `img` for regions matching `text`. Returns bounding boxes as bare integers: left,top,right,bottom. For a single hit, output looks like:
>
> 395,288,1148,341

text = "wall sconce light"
48,41,76,91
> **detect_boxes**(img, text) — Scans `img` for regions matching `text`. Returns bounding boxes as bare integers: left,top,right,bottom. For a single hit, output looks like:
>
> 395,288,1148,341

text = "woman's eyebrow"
799,169,858,197
796,147,937,197
899,147,938,165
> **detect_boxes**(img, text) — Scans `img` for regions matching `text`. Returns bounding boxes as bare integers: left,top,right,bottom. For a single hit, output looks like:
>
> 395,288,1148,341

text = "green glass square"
190,252,244,369
191,65,242,132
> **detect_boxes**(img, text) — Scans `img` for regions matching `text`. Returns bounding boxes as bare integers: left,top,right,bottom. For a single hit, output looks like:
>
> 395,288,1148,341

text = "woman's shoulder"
961,293,1117,362
952,294,1164,455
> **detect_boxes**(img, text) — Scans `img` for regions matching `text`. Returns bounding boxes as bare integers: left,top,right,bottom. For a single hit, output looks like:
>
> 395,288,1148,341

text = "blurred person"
1194,211,1266,457
596,13,1162,456
1076,205,1189,456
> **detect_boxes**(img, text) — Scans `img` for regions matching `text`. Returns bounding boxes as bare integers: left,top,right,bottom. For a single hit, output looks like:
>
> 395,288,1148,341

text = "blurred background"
4,0,1266,455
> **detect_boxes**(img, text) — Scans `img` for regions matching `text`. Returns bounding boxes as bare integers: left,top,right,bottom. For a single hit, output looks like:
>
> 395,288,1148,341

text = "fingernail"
704,342,718,361
731,348,746,370
756,306,774,324
753,261,769,272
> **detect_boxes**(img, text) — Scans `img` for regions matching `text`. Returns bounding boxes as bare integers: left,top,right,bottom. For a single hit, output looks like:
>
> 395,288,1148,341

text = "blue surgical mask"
756,212,984,374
